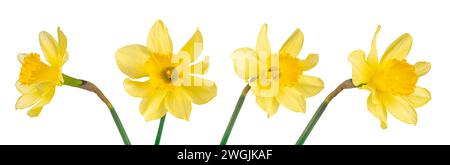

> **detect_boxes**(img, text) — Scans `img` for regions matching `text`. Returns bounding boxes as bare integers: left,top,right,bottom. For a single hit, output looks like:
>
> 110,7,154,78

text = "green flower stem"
154,115,166,145
295,79,357,145
220,84,251,145
63,74,131,145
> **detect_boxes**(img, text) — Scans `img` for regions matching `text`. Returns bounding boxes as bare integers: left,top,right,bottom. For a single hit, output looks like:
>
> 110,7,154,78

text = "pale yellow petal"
414,62,431,77
165,89,192,121
27,106,44,118
256,96,279,117
182,77,217,105
300,53,319,71
139,89,167,121
383,93,417,125
57,27,68,63
402,87,431,108
27,86,56,117
178,28,202,62
115,44,150,78
147,20,173,55
367,91,388,129
295,75,324,97
17,53,29,64
39,31,59,66
279,28,303,57
256,24,271,58
16,93,41,109
190,56,209,75
231,47,261,81
123,79,153,98
276,87,306,112
381,33,412,63
348,50,372,86
367,25,381,66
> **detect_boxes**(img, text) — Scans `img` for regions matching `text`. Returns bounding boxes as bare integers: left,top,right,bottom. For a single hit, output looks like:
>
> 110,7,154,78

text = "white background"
0,0,448,145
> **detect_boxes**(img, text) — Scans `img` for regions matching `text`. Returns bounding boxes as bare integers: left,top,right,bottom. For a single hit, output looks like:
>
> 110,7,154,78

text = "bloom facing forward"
116,20,217,121
231,24,324,117
16,28,68,117
348,26,431,128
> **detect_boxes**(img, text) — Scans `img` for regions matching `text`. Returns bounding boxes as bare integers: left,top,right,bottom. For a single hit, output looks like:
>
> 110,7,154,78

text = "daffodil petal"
27,86,56,117
231,47,261,81
402,87,431,108
139,89,167,121
39,31,59,66
367,25,380,66
295,75,324,97
16,93,41,109
165,89,192,121
147,20,173,55
383,93,417,125
279,28,304,57
256,24,271,58
178,29,202,62
367,92,388,129
414,61,431,77
276,87,306,112
182,77,217,105
256,96,279,117
57,27,68,62
300,53,319,71
381,33,412,63
17,53,29,64
348,50,372,86
190,56,209,75
123,79,153,98
115,44,150,79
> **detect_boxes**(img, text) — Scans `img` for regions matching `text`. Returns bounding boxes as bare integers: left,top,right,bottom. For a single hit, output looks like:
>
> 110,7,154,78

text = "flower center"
19,53,59,85
146,54,184,89
371,59,418,95
275,55,303,86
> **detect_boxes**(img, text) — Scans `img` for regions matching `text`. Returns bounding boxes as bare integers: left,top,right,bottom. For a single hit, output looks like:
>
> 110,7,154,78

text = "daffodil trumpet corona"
16,28,130,145
296,26,431,145
224,24,324,145
115,20,217,145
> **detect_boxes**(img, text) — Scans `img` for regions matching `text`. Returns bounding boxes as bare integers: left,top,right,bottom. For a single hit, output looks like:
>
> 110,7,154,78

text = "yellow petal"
27,86,56,117
147,20,173,55
276,87,306,112
178,28,202,62
123,79,153,98
383,93,417,125
279,28,304,57
115,44,150,79
165,89,192,121
367,91,388,129
16,93,41,109
348,50,372,86
231,47,261,81
39,31,59,66
190,56,209,75
380,33,412,63
182,77,217,105
140,89,168,121
256,96,279,117
17,53,29,64
402,87,431,108
256,24,271,58
300,53,319,71
295,75,324,97
367,25,380,66
414,61,431,77
57,27,68,63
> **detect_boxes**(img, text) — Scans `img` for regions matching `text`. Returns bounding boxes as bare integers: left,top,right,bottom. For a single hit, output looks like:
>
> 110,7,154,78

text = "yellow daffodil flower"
348,26,431,128
16,28,68,117
116,20,217,121
231,24,324,116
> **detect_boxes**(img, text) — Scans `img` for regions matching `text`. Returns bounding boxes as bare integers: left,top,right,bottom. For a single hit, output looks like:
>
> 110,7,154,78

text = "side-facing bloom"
231,24,324,117
16,28,68,117
116,20,217,121
348,26,431,128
